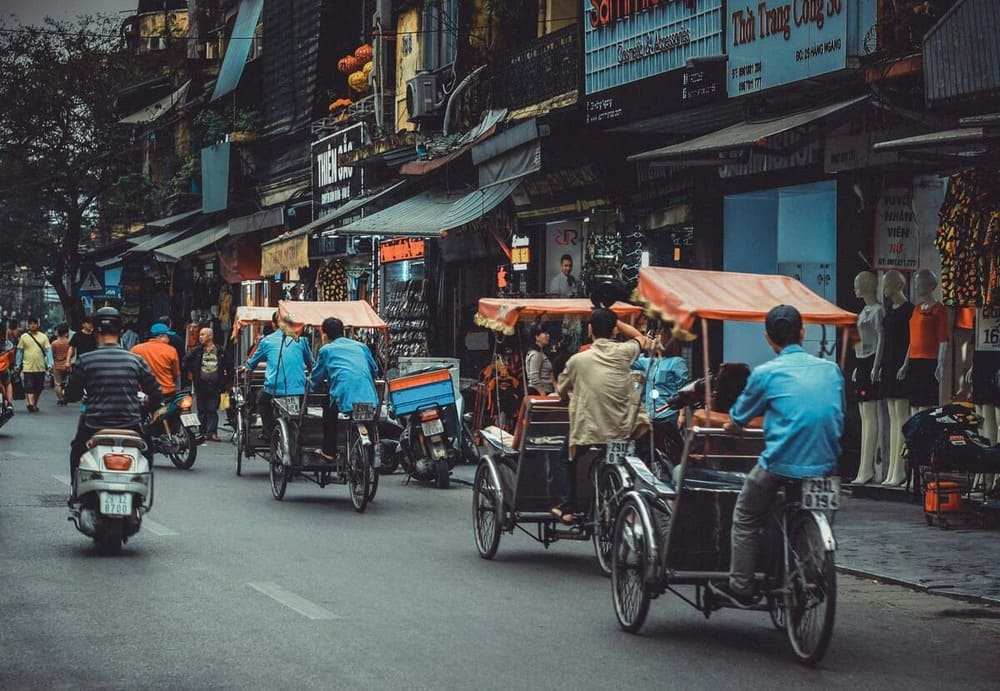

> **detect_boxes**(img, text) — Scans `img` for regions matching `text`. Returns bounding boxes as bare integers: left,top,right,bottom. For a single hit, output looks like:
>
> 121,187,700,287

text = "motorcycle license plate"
99,491,132,516
352,403,375,421
421,418,444,436
180,413,200,428
607,439,631,463
802,476,840,511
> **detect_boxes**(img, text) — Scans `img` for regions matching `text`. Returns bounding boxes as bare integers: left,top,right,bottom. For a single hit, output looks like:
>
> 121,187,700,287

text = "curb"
837,565,1000,607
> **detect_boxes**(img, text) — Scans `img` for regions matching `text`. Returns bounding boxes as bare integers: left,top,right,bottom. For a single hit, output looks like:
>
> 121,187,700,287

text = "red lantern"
338,55,361,74
354,44,373,63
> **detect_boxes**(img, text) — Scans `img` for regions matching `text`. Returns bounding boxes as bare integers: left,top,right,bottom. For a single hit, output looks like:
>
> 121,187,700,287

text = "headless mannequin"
851,271,884,484
876,270,914,487
964,308,1000,493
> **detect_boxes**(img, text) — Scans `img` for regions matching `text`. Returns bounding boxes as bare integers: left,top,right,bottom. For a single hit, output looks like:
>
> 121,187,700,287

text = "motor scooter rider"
712,305,844,607
65,307,163,504
0,320,16,416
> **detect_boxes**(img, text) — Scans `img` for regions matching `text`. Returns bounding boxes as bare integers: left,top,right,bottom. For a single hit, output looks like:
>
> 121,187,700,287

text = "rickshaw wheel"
472,460,502,559
348,436,371,513
767,595,786,630
594,467,624,577
269,421,291,500
234,408,245,476
367,456,379,502
611,499,651,633
785,515,836,665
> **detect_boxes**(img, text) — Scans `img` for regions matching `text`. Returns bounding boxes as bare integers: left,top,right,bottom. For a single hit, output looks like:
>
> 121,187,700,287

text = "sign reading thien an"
583,0,725,126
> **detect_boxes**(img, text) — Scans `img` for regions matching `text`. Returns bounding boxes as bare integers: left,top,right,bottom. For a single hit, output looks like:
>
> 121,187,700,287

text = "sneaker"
707,581,760,609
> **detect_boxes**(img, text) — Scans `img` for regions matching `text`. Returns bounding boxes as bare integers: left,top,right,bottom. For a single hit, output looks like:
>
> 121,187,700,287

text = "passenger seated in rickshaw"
632,333,689,463
551,308,655,523
308,317,379,462
242,311,314,442
711,305,844,608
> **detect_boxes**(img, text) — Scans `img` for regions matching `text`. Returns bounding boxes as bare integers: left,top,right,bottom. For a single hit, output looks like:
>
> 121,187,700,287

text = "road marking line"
54,474,176,535
248,581,340,620
142,519,178,536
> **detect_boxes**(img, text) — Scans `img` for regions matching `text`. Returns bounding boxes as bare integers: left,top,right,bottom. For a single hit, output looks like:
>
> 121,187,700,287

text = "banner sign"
379,237,425,264
975,306,1000,352
873,188,919,271
312,123,369,218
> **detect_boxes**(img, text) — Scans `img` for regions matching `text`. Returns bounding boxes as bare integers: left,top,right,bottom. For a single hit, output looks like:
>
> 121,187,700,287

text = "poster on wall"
873,188,919,271
975,306,1000,352
545,222,584,297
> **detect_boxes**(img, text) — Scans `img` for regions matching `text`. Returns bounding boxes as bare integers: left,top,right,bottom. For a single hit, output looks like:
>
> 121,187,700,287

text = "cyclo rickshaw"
231,305,280,475
471,296,660,574
247,300,390,513
608,267,855,666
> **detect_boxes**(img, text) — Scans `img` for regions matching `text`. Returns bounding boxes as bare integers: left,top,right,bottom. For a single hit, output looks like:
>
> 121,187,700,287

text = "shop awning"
229,207,284,236
399,109,506,176
124,227,190,256
628,96,869,164
211,0,264,101
232,305,277,332
637,267,857,329
278,300,387,331
118,81,190,125
260,232,309,276
146,207,201,229
332,177,523,238
153,223,229,263
873,125,1000,153
474,298,642,335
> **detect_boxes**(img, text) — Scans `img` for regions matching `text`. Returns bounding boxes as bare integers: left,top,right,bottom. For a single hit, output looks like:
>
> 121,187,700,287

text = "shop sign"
727,0,874,96
873,188,919,271
583,0,725,127
975,306,1000,352
823,121,911,173
719,129,822,178
312,123,370,218
379,237,425,264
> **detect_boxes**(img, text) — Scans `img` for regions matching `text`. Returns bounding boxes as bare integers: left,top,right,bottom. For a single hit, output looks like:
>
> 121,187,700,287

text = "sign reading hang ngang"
873,187,919,271
583,0,726,127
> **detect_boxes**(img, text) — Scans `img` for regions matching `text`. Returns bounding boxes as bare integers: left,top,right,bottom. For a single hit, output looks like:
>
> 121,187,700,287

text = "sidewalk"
451,463,1000,605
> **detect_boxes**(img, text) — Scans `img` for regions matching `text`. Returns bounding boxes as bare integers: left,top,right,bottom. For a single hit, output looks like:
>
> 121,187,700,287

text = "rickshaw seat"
682,466,748,491
480,425,517,456
511,398,570,512
691,409,763,429
512,395,562,450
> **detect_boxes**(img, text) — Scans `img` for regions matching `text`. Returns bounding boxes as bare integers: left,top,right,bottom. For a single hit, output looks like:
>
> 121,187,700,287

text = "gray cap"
765,304,802,338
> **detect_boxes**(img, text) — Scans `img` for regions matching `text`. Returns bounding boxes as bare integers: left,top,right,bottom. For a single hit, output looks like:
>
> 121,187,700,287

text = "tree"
0,15,146,325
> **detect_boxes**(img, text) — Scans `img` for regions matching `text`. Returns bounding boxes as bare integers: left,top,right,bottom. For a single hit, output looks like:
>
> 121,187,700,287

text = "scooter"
0,387,13,431
395,403,457,488
69,429,152,555
141,390,204,469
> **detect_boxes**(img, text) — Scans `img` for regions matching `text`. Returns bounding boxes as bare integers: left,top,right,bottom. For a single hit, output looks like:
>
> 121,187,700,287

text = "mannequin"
851,271,884,484
876,270,914,487
964,307,1000,493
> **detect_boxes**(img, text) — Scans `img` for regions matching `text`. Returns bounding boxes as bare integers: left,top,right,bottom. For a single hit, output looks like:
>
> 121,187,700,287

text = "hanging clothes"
315,260,348,301
936,171,1000,306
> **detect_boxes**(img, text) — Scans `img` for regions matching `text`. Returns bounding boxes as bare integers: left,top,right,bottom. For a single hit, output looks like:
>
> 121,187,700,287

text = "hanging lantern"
328,98,353,112
348,70,369,93
354,44,373,63
363,61,374,77
338,55,361,74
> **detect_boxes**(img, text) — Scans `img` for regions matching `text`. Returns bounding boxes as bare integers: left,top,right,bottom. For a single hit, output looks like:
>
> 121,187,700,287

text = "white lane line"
248,581,340,620
54,474,177,535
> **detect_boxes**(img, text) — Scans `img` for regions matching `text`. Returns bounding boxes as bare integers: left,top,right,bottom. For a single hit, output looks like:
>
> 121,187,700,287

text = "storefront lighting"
583,216,591,223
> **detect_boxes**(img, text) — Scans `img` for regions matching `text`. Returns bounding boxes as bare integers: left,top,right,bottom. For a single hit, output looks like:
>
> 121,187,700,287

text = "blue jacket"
310,338,379,412
245,330,314,396
632,355,689,422
729,344,844,478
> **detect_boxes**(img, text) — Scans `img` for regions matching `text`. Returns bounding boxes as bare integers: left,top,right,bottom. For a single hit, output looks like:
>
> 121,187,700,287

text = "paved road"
2,403,998,690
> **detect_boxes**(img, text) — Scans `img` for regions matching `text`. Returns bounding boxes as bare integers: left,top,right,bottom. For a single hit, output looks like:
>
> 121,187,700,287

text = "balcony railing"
486,24,579,112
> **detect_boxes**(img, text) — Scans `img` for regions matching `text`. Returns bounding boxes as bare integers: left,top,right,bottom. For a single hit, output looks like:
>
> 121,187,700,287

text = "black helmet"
94,306,123,335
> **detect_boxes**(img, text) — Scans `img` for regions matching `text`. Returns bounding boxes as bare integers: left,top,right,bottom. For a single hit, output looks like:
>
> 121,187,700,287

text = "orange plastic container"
924,481,963,514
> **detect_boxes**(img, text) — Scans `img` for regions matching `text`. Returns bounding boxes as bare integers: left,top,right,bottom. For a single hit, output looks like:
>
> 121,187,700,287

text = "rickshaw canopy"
637,267,856,329
232,306,277,333
475,298,643,335
277,300,388,332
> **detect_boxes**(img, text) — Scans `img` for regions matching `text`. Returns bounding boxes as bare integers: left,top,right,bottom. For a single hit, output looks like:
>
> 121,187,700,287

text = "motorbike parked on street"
387,367,458,488
69,429,153,555
140,390,204,469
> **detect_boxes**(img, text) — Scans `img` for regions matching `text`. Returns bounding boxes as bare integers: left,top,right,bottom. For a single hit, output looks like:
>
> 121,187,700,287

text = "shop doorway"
723,180,838,366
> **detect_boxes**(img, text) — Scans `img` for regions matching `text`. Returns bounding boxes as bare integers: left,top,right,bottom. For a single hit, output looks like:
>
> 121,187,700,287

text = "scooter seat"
87,428,146,449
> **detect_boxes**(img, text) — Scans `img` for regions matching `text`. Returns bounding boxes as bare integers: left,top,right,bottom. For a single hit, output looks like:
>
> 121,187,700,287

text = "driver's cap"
765,304,802,338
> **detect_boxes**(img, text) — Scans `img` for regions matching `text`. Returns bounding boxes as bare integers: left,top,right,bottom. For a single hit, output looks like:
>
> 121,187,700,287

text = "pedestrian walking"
15,316,54,412
67,314,97,365
51,324,72,405
184,327,230,441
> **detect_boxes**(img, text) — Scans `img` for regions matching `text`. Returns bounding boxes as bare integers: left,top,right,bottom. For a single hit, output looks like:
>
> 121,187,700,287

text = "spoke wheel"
348,436,371,513
785,515,836,666
473,461,502,559
768,595,786,631
367,456,379,502
594,467,624,576
611,499,651,633
168,426,198,469
234,409,245,475
269,421,290,500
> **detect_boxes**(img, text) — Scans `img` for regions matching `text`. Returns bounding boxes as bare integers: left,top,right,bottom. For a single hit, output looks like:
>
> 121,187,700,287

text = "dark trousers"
558,445,605,514
257,390,275,438
730,463,783,595
194,385,220,437
321,401,340,457
70,417,148,479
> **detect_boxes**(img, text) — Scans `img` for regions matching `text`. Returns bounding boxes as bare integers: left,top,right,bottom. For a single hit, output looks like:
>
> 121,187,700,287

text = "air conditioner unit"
406,73,441,120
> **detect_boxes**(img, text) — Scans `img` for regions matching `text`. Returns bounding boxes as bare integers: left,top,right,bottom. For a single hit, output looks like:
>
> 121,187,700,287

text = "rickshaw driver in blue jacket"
243,311,314,442
713,304,845,608
309,317,380,461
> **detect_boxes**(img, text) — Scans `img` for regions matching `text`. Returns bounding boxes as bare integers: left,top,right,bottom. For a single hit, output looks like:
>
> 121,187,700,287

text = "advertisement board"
583,0,725,127
873,188,919,271
312,123,369,219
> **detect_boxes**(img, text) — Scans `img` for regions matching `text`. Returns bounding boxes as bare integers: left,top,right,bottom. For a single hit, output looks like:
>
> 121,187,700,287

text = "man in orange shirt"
131,323,181,396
